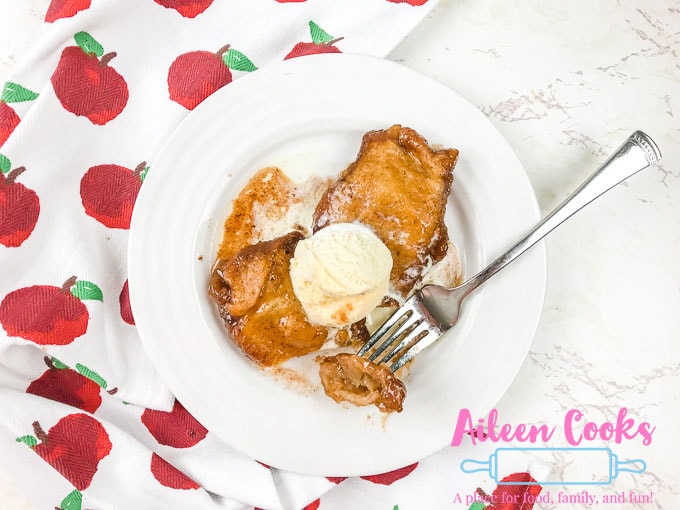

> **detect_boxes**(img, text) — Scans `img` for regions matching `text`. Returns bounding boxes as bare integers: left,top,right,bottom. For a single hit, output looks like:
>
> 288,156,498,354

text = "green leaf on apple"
468,502,487,510
71,280,104,302
139,165,150,182
223,49,257,72
74,31,104,58
1,82,39,104
15,435,38,447
51,356,69,369
0,154,11,175
309,21,334,45
75,363,108,389
59,489,82,510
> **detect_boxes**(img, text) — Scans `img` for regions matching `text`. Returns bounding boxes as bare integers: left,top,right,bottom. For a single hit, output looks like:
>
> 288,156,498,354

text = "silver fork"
357,131,662,372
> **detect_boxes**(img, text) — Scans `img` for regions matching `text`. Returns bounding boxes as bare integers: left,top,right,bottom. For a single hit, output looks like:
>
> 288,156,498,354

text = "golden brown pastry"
312,124,458,297
318,353,406,413
217,166,301,263
209,232,328,366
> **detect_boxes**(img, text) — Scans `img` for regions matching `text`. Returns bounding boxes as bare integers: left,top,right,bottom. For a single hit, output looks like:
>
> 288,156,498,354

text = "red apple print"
80,161,147,229
387,0,429,4
141,399,208,448
0,104,19,147
167,44,257,110
360,462,418,485
153,0,214,18
51,32,129,125
16,414,112,490
285,21,343,60
45,0,92,22
0,156,40,247
326,476,347,484
119,279,135,325
27,356,117,413
0,82,39,147
0,276,102,345
302,500,320,510
168,46,230,110
477,472,542,510
151,453,200,490
28,357,101,413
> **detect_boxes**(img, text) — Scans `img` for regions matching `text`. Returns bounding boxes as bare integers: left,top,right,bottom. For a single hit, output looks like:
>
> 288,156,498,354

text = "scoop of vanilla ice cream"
289,223,393,327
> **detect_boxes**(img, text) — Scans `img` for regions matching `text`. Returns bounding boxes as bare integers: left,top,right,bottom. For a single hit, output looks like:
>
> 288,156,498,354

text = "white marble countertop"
1,0,678,508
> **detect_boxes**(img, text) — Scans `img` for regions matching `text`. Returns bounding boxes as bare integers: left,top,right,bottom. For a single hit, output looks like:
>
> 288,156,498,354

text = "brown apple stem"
4,166,26,184
476,487,490,499
61,276,78,293
132,161,147,178
326,37,344,46
215,44,231,58
44,355,55,369
107,387,118,395
99,52,117,67
32,421,49,444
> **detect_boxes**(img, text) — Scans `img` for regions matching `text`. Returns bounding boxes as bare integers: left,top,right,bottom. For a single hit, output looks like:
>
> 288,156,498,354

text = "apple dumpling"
313,124,458,297
209,125,460,413
209,231,329,366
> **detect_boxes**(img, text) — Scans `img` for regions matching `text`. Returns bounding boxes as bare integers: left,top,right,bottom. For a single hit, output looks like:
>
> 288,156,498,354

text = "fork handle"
463,131,661,295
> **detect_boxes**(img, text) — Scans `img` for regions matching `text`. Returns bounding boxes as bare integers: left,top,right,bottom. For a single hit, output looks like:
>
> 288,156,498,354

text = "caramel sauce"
217,166,297,262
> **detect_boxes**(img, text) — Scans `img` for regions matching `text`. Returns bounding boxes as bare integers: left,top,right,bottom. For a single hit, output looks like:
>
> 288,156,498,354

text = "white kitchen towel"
0,1,552,509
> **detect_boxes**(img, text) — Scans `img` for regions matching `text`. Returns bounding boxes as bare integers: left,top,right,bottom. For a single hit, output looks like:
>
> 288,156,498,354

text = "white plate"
128,54,546,476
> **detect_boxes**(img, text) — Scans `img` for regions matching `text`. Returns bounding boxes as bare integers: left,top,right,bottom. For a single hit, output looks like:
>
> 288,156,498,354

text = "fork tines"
358,294,442,372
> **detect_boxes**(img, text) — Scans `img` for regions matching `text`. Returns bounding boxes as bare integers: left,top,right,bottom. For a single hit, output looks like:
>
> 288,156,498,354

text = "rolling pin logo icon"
460,447,646,486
